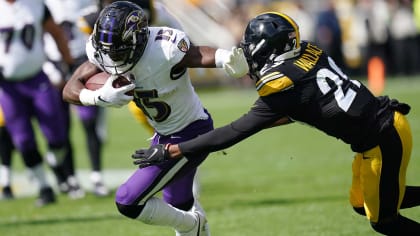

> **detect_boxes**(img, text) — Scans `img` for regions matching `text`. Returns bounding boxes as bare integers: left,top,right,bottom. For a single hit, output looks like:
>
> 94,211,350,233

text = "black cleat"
2,186,14,200
35,187,56,207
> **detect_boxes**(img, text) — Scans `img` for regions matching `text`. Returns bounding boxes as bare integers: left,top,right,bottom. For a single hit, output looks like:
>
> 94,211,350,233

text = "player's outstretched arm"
175,45,248,79
132,105,285,168
175,45,217,68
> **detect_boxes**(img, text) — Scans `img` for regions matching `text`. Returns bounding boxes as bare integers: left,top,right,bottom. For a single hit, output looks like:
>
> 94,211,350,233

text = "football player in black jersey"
133,12,420,235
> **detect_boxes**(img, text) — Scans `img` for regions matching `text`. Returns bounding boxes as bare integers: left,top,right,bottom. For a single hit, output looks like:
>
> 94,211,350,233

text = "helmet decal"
123,10,146,42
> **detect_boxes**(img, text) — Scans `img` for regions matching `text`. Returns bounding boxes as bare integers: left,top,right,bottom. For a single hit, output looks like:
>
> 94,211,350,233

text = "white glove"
79,75,135,108
215,47,249,79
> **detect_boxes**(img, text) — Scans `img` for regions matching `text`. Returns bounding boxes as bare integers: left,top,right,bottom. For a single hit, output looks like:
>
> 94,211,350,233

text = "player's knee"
115,202,144,219
352,206,366,216
115,184,145,219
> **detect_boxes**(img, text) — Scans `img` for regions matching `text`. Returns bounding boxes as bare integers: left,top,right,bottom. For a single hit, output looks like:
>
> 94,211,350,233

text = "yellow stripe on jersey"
0,107,5,126
256,72,294,96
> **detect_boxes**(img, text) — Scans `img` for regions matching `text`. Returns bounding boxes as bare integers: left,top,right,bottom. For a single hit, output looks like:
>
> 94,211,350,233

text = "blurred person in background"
355,0,390,95
0,0,75,206
0,107,14,199
314,0,346,70
414,0,420,73
43,0,106,197
388,0,419,75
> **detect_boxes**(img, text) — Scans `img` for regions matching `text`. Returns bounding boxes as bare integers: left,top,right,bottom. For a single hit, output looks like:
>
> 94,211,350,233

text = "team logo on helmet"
123,10,146,41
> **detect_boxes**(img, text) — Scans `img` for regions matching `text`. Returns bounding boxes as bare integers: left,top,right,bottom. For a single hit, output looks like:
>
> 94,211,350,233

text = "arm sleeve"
179,97,285,157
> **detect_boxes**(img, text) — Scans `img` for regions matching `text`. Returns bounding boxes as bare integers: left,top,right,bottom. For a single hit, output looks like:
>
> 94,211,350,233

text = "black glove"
390,99,411,115
132,144,170,168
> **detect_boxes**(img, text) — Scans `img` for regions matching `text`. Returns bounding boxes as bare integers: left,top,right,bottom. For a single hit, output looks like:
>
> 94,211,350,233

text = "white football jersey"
0,0,47,80
86,27,208,135
44,0,95,61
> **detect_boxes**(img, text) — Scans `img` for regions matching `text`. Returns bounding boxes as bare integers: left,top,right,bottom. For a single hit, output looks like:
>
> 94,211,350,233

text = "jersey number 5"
316,57,361,112
133,89,171,122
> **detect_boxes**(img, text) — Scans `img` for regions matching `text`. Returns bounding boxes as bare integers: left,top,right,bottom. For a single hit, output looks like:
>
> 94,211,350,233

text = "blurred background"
3,1,420,235
162,0,420,87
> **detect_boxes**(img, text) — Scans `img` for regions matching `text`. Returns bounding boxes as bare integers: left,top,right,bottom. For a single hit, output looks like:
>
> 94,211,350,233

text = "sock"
90,171,103,184
0,126,13,165
192,172,201,199
191,200,206,216
45,147,72,184
30,164,50,189
67,175,80,187
137,197,197,232
0,164,11,187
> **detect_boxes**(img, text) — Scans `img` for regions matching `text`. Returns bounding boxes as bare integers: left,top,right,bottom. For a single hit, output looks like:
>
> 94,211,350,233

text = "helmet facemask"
93,1,149,75
240,38,272,81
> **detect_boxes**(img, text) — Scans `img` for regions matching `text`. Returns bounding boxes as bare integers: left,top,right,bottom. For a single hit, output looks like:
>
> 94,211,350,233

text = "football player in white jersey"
0,0,75,206
63,1,247,235
78,0,204,198
78,0,183,135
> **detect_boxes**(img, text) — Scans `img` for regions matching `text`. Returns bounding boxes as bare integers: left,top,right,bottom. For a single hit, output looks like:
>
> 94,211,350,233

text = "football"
85,72,134,95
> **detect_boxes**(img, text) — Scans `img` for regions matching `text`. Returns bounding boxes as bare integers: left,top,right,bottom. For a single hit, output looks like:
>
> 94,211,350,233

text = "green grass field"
2,77,420,235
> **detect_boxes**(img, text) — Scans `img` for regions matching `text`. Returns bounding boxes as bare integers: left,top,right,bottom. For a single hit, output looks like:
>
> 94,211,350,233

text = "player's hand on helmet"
132,144,171,168
224,47,249,79
79,74,135,107
215,47,249,79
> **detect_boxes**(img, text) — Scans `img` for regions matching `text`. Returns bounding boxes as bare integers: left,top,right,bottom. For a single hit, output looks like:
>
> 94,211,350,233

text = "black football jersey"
180,42,405,156
254,42,397,151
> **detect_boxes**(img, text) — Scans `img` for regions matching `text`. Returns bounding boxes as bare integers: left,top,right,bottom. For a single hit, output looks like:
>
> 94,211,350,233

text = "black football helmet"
99,0,155,23
239,12,301,79
92,1,149,74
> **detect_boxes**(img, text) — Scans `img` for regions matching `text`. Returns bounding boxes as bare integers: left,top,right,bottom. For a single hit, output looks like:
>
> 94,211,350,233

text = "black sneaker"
35,187,56,207
2,185,14,199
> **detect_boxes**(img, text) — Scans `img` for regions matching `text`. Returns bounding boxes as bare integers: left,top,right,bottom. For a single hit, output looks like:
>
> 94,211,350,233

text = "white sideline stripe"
1,169,134,198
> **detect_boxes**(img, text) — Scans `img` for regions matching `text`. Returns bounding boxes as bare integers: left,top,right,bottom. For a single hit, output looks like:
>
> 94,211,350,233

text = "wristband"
164,143,172,158
215,48,231,68
79,88,97,105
